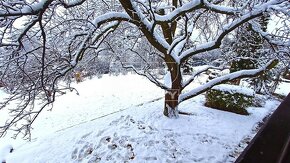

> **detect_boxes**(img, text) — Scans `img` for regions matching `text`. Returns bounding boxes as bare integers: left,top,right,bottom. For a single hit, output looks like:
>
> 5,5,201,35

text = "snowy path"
54,97,163,133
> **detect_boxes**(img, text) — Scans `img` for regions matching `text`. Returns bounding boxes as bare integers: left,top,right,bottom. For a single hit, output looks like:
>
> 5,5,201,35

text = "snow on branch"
0,0,53,17
179,59,278,103
154,0,202,23
59,0,86,8
118,60,170,90
119,0,170,54
92,12,131,28
0,0,92,17
60,22,119,75
202,0,239,15
178,0,286,63
249,21,290,47
182,65,224,90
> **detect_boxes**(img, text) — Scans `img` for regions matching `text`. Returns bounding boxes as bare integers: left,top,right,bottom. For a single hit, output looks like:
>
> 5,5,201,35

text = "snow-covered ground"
275,81,290,97
0,73,288,162
0,74,164,146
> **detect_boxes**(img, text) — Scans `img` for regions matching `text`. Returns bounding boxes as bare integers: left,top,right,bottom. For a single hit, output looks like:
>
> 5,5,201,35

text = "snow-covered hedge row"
205,84,254,115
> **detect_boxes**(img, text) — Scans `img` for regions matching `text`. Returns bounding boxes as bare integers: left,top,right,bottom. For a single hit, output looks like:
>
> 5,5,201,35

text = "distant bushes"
205,84,254,115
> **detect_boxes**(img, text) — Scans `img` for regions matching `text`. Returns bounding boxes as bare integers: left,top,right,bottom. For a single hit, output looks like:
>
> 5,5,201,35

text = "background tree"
226,0,289,94
0,0,289,138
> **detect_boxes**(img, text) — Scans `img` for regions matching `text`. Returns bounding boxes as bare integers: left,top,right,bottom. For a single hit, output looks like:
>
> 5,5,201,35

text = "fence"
235,93,290,163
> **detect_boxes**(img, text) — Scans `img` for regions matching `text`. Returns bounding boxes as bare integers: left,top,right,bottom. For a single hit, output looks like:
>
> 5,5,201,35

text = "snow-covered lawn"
0,74,288,162
0,74,164,146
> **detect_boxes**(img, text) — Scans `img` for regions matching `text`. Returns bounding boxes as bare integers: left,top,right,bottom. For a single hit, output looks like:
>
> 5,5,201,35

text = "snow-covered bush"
205,84,255,115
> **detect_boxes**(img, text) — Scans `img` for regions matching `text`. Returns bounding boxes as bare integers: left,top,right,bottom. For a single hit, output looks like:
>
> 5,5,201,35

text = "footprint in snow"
0,144,13,163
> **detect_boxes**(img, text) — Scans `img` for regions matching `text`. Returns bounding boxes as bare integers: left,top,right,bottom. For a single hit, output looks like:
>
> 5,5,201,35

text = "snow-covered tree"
0,0,289,138
226,0,289,94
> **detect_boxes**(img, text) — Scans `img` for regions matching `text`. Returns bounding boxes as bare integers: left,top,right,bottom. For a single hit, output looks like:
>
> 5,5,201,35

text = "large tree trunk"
162,1,180,118
163,61,182,118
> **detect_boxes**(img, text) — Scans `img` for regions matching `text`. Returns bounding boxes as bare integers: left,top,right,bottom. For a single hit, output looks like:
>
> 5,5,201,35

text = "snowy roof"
212,84,255,96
